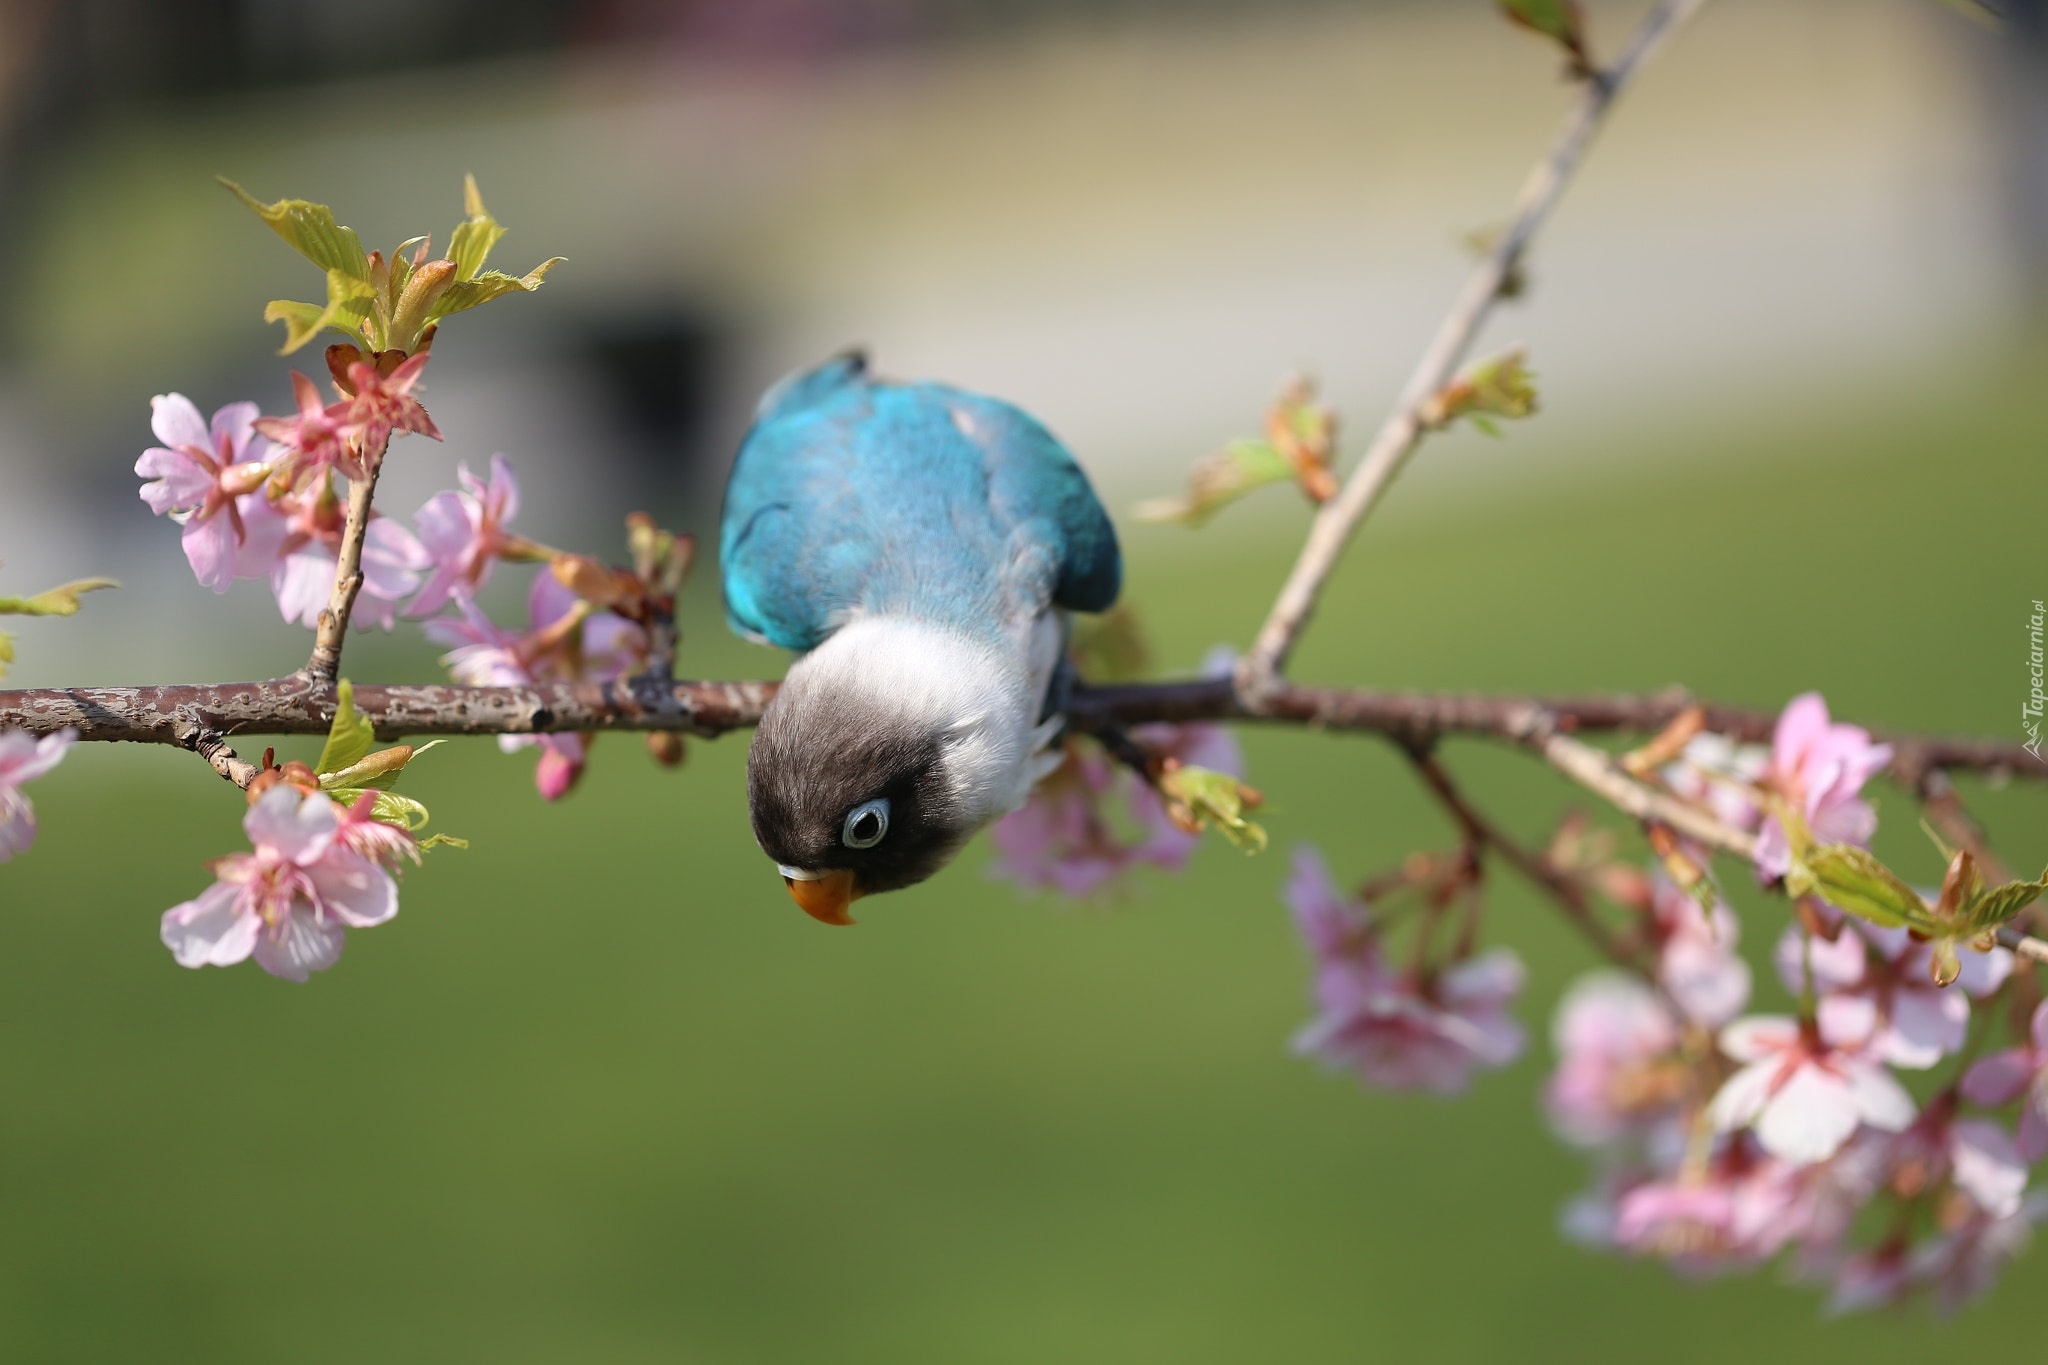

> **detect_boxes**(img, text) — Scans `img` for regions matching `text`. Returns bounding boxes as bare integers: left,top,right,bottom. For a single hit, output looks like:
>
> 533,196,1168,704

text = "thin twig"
1400,740,1644,968
1241,0,1711,687
1518,718,1761,861
304,442,388,682
175,726,262,789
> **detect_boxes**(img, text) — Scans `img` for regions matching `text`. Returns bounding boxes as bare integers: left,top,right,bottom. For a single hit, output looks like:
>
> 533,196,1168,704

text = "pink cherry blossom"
333,791,420,871
988,744,1140,896
1288,848,1526,1094
1752,692,1892,882
989,721,1240,896
1777,921,2011,1071
245,484,428,632
1706,1013,1915,1163
333,353,440,455
408,455,530,615
134,394,278,591
422,570,644,801
1962,999,2048,1161
1906,1191,2048,1314
1609,1138,1809,1274
1665,733,1767,832
0,728,74,861
1545,971,1683,1147
253,371,353,478
1648,875,1752,1028
159,786,398,982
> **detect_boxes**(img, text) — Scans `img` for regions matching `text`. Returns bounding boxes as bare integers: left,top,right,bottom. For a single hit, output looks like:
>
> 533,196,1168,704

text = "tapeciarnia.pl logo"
2028,599,2045,761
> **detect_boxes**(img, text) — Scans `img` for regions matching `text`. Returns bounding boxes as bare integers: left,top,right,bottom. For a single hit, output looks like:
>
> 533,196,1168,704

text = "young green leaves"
1780,805,2047,986
0,577,117,680
1418,347,1539,436
225,175,563,356
1138,377,1339,527
310,680,462,844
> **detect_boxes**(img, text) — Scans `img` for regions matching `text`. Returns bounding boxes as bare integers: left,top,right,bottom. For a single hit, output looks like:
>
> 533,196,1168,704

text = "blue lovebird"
720,352,1121,924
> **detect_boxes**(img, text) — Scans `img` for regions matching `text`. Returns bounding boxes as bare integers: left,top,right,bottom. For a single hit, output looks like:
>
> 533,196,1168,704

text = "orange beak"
781,866,861,926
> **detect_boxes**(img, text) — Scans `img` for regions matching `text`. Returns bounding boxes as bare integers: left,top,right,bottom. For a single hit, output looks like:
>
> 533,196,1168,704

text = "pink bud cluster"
987,721,1244,896
1286,846,1527,1093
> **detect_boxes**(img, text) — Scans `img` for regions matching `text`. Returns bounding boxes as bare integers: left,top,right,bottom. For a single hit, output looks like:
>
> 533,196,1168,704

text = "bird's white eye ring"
842,798,890,849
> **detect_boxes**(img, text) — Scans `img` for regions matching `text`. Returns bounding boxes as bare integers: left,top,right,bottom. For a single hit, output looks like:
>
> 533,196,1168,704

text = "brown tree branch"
3,674,2040,782
1242,0,1711,687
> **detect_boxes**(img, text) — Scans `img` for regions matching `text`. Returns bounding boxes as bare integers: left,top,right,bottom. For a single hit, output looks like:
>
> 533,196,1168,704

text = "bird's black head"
746,685,978,924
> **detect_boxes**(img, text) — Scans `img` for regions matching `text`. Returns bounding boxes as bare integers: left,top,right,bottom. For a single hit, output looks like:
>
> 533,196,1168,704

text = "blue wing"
719,354,1121,652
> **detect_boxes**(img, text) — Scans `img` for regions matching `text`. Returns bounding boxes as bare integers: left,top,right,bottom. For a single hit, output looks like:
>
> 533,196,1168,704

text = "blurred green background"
4,0,2048,1359
3,353,2044,1361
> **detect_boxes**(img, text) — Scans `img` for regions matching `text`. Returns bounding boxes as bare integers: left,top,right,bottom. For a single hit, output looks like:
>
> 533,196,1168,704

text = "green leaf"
221,180,369,280
1799,844,1934,931
315,679,376,777
418,832,469,853
447,174,507,281
1500,0,1591,66
262,271,376,354
0,629,13,680
0,578,118,616
430,261,565,322
368,791,431,830
1134,439,1295,527
1965,866,2048,932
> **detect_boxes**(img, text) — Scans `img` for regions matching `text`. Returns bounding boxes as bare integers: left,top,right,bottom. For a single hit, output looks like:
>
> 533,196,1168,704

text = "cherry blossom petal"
243,786,337,865
0,728,74,785
232,491,290,580
1286,846,1351,956
0,789,38,859
181,511,241,592
209,400,263,458
252,906,346,982
134,446,214,513
149,392,212,451
272,547,334,628
1440,949,1525,1008
1816,993,1880,1052
1754,1064,1859,1164
1841,1061,1916,1134
1953,944,2014,997
1772,693,1831,768
160,881,259,968
1660,936,1751,1029
2020,1098,2047,1164
1950,1119,2027,1219
308,847,398,928
1719,1016,1800,1064
1962,1049,2035,1107
1706,1058,1781,1133
1881,986,1968,1071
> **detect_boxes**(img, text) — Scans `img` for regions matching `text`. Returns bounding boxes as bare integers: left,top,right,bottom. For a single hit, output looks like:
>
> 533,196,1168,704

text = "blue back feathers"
720,354,1121,652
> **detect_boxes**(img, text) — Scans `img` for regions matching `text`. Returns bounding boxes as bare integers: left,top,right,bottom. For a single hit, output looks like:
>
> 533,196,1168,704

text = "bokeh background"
2,0,2046,1359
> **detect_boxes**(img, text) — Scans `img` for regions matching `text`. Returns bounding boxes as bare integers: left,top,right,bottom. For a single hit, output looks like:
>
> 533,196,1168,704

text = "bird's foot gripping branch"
3,0,2046,1318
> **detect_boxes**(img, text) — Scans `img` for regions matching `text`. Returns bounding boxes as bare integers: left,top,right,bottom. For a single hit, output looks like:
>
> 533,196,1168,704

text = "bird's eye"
842,798,890,849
